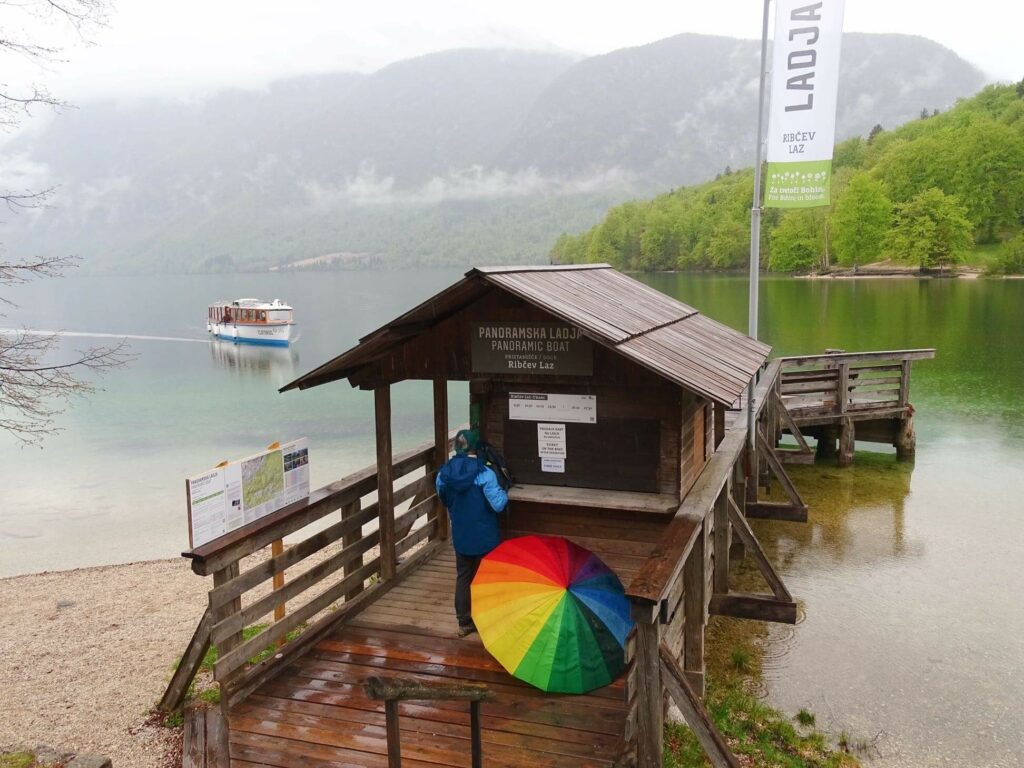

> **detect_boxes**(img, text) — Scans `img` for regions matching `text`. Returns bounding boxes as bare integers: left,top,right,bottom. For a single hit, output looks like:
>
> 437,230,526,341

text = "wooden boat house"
166,264,932,767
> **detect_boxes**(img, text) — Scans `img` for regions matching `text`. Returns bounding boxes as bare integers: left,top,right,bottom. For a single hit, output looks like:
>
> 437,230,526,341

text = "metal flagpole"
747,0,772,451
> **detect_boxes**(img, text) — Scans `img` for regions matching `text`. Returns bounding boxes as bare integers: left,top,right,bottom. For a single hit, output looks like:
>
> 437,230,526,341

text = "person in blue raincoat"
435,429,508,636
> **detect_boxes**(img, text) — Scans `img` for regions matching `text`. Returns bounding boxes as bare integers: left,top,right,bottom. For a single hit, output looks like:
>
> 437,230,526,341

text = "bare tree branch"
1,1,123,444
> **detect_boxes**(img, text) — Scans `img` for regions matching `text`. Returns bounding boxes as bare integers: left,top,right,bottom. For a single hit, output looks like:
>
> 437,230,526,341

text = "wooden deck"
227,533,657,768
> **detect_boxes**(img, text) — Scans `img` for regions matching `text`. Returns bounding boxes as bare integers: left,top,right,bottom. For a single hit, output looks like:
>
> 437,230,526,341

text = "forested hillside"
551,84,1024,273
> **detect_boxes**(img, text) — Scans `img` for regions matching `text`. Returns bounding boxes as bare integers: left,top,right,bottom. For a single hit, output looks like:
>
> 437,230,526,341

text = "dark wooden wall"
479,379,679,494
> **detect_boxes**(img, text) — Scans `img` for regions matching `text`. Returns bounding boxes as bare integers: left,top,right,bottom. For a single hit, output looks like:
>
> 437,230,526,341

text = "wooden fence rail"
162,433,455,713
778,349,935,425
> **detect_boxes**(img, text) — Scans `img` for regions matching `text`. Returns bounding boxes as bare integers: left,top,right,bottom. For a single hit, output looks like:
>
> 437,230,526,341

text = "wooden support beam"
727,497,792,602
896,415,916,460
712,486,730,595
898,360,912,408
659,644,740,768
745,443,758,505
341,500,365,600
746,501,808,523
631,603,663,768
683,521,706,696
836,362,850,415
729,462,746,561
384,699,402,768
776,450,816,465
774,390,813,455
756,427,808,513
710,591,797,624
375,386,397,580
838,417,855,468
713,402,725,449
212,561,242,715
433,378,450,541
158,607,211,712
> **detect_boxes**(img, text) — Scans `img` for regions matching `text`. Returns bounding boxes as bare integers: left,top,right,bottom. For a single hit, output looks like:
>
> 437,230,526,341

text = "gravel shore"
0,559,211,767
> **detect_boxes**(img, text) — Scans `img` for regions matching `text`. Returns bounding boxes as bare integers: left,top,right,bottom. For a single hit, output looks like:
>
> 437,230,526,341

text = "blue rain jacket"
435,454,508,556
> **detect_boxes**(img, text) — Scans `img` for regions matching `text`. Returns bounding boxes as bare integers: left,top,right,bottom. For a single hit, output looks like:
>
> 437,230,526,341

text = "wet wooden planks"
229,545,639,767
183,705,230,768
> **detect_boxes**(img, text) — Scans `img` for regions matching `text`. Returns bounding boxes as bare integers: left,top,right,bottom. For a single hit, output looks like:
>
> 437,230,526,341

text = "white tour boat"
207,298,294,346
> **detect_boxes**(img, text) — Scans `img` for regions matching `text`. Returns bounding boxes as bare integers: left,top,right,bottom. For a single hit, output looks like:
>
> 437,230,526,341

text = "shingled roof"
281,264,771,405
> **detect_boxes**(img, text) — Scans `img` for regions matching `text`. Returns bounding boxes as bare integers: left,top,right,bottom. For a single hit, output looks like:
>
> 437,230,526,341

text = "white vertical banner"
764,0,845,208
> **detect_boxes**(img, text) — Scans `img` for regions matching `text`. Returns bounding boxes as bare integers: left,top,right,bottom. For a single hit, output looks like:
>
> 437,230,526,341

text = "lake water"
2,270,1022,766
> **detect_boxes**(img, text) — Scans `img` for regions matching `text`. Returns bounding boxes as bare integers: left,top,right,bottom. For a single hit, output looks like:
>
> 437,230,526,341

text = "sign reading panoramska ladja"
471,322,592,375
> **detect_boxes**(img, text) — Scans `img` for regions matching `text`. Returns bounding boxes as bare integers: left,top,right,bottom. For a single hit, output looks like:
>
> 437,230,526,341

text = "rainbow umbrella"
471,534,634,694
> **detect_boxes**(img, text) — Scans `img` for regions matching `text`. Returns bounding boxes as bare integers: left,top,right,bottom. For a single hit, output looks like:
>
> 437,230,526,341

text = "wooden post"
713,485,730,595
384,699,401,768
683,522,706,696
271,538,286,648
896,415,916,460
212,561,242,714
836,362,849,416
730,462,746,561
433,378,450,541
838,417,855,467
375,386,397,580
816,426,838,459
745,434,759,504
470,700,483,768
898,360,912,408
341,499,364,600
632,601,663,768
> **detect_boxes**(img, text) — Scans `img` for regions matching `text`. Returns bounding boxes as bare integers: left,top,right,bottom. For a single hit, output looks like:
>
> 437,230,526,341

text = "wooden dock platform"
228,546,640,767
164,283,933,767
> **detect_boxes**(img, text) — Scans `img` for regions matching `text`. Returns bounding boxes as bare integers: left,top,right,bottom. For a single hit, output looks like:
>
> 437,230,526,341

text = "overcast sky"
7,0,1024,101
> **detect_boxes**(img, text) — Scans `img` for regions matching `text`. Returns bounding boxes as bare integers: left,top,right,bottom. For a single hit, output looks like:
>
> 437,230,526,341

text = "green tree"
988,233,1024,274
885,188,974,271
948,120,1024,242
768,211,823,272
868,123,884,143
830,175,892,268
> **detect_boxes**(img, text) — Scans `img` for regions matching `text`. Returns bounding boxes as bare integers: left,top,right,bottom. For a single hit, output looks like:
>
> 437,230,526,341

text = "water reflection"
209,339,300,379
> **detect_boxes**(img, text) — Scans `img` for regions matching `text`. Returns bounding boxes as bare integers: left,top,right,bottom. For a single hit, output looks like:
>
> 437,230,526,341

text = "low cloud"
301,163,635,207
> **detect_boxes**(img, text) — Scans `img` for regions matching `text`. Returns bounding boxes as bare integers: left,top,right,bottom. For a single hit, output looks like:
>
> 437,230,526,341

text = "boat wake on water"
0,328,209,343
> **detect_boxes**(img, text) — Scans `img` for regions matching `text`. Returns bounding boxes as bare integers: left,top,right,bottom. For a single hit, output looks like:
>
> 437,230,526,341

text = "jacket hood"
440,455,481,493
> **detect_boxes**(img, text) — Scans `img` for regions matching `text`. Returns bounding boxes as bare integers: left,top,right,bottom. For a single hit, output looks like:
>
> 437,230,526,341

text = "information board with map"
185,438,310,549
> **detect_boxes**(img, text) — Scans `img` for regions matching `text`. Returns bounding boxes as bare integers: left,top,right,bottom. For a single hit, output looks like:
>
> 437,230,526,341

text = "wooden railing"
779,349,935,424
161,434,452,713
363,676,492,768
623,361,794,768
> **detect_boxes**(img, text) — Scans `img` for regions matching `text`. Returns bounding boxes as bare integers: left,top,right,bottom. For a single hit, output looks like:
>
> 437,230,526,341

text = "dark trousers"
455,553,482,627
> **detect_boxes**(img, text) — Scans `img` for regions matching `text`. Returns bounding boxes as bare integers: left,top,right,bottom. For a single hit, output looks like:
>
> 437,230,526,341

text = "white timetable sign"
508,393,596,424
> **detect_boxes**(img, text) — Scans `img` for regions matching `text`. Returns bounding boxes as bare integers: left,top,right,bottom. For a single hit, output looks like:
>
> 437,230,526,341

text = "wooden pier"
162,266,932,768
777,349,935,466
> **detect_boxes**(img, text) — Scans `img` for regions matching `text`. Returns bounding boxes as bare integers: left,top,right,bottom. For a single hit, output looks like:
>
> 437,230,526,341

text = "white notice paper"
541,457,565,473
537,423,567,458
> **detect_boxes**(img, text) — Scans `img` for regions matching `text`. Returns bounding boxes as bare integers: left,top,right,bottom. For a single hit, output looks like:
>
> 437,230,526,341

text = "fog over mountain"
0,33,987,272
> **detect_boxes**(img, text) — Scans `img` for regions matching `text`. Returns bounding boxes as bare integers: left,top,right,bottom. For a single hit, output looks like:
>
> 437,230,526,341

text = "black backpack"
477,440,514,491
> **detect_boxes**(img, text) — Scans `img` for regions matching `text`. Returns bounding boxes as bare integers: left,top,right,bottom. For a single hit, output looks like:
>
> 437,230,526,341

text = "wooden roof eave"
279,275,491,392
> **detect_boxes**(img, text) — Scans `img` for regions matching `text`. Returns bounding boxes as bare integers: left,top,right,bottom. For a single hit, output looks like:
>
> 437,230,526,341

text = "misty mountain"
500,33,987,188
0,34,986,272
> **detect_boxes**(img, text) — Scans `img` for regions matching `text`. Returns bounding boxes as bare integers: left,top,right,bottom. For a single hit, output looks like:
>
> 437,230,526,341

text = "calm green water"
2,271,1022,766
